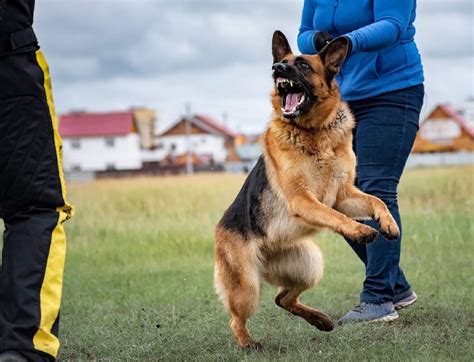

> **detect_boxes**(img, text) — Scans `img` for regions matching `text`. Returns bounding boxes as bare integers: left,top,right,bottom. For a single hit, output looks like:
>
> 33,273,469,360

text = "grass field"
29,167,474,359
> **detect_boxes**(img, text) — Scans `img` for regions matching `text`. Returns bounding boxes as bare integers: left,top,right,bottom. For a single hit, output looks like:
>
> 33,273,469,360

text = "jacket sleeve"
297,0,317,54
345,0,415,54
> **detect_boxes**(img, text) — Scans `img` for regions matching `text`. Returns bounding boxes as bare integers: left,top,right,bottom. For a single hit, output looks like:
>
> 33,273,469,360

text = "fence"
406,152,474,168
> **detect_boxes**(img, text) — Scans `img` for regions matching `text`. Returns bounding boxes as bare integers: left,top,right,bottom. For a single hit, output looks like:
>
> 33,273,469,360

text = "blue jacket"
298,0,424,101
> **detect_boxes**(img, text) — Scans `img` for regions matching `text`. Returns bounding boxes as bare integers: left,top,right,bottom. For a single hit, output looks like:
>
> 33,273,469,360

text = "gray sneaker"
0,351,28,362
394,290,417,310
338,302,399,324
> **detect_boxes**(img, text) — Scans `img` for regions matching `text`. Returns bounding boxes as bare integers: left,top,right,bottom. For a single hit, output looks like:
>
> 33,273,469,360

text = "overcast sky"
35,0,473,134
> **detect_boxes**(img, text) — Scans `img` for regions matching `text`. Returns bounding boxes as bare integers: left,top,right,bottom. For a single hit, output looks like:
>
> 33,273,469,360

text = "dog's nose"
272,62,289,73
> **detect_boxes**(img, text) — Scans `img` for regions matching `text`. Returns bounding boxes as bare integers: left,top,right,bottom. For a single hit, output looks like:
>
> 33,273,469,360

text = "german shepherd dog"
214,31,400,349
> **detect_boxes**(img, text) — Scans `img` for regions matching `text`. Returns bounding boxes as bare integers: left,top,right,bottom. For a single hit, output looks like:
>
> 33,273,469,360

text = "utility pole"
222,111,229,130
222,111,230,149
185,102,194,175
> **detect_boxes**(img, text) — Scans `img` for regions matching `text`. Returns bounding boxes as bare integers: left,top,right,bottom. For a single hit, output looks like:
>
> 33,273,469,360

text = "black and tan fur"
214,31,400,349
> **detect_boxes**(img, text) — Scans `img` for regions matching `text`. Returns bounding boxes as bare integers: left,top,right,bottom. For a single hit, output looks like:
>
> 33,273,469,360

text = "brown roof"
194,114,237,137
438,104,474,138
161,114,237,137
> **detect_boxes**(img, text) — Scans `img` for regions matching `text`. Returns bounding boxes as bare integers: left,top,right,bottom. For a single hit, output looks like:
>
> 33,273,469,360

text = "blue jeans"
347,84,424,304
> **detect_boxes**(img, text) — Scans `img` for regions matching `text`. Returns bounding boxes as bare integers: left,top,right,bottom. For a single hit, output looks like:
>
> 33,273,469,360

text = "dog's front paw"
345,223,378,244
377,215,400,240
242,341,263,351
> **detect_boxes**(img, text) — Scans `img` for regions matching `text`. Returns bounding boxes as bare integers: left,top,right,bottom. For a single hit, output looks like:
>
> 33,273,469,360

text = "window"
171,143,176,151
71,164,81,171
105,137,115,148
106,163,116,171
71,139,81,149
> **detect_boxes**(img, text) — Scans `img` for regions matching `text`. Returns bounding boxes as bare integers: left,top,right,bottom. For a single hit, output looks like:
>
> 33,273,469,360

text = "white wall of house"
62,133,142,172
140,148,168,163
156,134,227,163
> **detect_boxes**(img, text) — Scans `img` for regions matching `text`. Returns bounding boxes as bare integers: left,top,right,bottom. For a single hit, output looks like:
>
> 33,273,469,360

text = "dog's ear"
272,30,292,63
319,37,349,83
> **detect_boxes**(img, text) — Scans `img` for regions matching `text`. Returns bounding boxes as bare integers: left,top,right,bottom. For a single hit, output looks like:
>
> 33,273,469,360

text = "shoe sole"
394,292,417,310
338,312,399,325
367,312,399,323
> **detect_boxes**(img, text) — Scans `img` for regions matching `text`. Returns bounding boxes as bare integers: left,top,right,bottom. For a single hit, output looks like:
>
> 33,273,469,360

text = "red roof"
439,104,474,138
59,111,135,137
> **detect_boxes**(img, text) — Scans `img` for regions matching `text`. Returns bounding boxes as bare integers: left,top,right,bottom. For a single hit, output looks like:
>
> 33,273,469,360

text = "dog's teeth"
290,81,293,87
298,94,305,105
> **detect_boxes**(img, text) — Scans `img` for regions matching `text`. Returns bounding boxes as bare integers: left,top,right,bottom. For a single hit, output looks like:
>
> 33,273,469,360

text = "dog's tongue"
285,93,303,112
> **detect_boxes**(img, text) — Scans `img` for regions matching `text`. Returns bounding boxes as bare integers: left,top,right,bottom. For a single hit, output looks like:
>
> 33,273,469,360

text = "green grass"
12,167,474,360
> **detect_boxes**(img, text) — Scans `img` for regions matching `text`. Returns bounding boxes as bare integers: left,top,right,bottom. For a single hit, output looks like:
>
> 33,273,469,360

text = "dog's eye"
298,62,310,70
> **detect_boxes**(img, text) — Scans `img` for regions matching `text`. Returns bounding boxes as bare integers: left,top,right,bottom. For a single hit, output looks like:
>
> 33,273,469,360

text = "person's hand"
314,32,353,54
313,31,334,52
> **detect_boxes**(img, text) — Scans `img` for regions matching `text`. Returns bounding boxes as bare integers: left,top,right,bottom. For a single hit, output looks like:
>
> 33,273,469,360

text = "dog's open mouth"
276,78,307,118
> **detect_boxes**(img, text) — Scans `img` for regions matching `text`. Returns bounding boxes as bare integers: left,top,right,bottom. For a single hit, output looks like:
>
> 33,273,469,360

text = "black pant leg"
0,51,73,360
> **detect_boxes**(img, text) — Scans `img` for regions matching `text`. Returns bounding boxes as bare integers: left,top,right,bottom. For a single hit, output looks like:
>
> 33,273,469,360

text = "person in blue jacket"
298,0,424,323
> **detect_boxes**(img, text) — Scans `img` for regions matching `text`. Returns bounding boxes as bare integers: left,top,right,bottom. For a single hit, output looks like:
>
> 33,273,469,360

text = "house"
235,133,261,146
412,104,474,153
60,110,144,172
225,133,262,173
157,114,238,166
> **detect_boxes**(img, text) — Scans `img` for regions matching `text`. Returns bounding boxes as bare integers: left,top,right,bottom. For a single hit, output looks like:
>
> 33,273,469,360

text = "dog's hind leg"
275,286,334,331
265,238,334,331
214,227,262,349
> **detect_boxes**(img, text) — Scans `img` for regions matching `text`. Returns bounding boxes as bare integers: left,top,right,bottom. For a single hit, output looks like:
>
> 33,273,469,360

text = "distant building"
157,114,238,166
235,133,261,146
60,110,156,173
455,98,474,132
133,107,157,150
224,133,262,173
412,104,474,153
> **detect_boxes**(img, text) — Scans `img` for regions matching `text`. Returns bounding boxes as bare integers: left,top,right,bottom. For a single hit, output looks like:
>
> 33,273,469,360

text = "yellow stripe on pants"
33,50,73,358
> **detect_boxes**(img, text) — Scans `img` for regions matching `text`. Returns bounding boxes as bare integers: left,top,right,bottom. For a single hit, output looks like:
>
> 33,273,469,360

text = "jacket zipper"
332,0,339,35
332,0,346,79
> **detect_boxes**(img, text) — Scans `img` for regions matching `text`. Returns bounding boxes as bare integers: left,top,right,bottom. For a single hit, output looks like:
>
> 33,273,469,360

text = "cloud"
416,5,473,58
36,1,300,79
34,0,473,133
423,57,473,109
